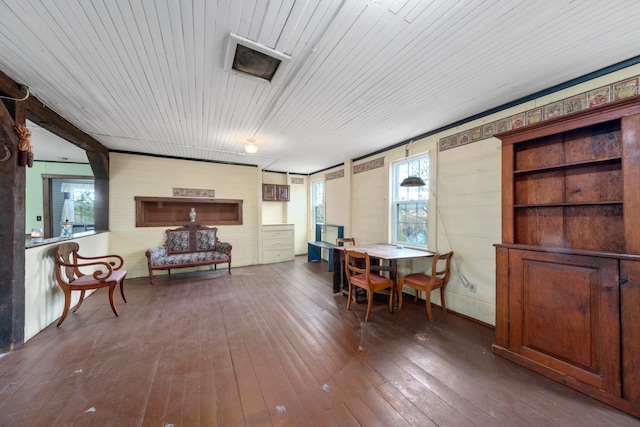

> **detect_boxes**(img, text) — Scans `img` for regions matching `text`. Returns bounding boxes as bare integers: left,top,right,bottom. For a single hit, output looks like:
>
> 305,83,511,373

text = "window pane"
396,202,428,245
312,180,324,224
73,190,95,225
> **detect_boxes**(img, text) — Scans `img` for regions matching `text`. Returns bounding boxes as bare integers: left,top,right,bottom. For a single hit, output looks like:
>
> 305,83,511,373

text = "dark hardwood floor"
1,256,638,426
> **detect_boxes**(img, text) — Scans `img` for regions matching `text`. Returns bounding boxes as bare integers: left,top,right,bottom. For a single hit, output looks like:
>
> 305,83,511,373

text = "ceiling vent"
224,34,291,85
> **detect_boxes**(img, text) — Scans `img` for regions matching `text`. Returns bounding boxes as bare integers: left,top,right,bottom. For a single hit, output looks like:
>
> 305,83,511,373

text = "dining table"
333,243,436,306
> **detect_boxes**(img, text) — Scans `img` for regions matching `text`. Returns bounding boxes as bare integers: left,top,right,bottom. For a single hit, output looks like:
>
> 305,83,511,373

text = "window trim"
390,152,432,249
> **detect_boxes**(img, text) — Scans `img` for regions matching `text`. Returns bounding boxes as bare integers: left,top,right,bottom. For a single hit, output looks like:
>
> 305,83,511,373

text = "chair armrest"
76,253,124,270
217,241,232,255
146,246,167,262
59,259,115,281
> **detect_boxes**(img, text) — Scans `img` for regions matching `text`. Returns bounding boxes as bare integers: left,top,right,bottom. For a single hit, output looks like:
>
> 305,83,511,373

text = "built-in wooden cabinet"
494,97,640,418
262,224,294,264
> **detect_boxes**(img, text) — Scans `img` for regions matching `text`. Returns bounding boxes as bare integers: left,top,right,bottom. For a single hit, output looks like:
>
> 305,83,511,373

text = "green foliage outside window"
74,191,95,225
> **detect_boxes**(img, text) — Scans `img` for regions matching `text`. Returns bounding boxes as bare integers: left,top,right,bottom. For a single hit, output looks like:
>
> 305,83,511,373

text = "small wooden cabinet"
262,224,294,264
494,97,640,417
262,184,290,201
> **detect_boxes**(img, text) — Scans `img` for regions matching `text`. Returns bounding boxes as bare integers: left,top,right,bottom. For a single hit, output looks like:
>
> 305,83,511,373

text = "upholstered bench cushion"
148,246,230,267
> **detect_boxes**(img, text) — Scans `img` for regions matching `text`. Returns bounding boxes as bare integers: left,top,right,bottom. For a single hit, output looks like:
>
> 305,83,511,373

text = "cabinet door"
508,250,621,394
620,260,640,404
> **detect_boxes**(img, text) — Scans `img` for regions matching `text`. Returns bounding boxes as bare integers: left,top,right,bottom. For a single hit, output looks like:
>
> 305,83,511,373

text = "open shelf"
135,197,243,227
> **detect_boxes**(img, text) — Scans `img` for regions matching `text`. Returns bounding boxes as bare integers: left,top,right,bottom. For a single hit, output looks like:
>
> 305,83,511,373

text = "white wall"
288,176,308,254
435,138,501,325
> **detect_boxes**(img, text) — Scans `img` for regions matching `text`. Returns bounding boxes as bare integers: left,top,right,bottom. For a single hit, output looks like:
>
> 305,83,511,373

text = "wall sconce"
244,138,258,154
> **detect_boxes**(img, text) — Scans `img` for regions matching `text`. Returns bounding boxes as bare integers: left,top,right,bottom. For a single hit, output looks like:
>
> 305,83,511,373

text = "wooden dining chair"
336,237,356,246
344,249,394,322
397,251,453,322
54,242,128,326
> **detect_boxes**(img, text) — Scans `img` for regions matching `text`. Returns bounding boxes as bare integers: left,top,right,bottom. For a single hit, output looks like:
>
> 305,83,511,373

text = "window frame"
390,152,430,249
311,179,325,229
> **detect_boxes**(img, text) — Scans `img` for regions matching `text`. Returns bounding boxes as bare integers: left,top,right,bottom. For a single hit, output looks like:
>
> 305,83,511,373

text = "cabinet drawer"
263,229,294,239
263,248,294,264
263,237,293,250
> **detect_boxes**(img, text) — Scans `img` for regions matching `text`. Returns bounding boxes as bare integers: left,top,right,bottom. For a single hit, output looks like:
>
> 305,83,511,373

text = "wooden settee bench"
145,224,232,284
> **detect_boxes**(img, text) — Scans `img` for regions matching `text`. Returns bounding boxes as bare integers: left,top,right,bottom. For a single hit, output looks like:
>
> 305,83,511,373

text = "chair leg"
56,289,72,327
397,285,404,310
72,290,86,313
120,278,127,303
365,290,373,322
108,285,119,317
388,288,393,314
347,284,354,311
440,287,447,313
425,289,434,322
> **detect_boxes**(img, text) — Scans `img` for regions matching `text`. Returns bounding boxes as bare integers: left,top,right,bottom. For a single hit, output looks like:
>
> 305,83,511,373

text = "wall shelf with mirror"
135,197,243,227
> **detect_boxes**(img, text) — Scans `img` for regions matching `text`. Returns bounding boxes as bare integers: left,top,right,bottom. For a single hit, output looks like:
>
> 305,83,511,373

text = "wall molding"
325,169,344,180
439,76,639,151
353,157,384,174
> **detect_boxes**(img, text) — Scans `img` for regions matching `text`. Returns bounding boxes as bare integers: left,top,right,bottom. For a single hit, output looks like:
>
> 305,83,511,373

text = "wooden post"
0,85,26,352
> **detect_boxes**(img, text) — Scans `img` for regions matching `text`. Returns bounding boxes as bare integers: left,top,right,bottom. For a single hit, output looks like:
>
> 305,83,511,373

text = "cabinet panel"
514,207,564,246
563,121,621,163
514,134,564,170
564,163,622,203
564,205,624,252
509,250,620,394
514,172,564,205
620,260,640,404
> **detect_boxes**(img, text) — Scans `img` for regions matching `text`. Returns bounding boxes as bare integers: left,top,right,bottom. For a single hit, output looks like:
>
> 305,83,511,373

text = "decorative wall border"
172,187,215,197
353,157,385,174
439,76,639,151
290,177,304,184
325,169,344,180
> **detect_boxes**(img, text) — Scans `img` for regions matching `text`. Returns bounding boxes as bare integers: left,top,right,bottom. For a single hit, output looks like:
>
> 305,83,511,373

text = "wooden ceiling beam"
0,69,27,99
25,97,109,179
0,70,109,179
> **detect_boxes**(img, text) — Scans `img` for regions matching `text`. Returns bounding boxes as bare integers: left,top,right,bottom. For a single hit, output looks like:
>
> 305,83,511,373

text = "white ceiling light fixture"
224,33,291,85
244,138,258,154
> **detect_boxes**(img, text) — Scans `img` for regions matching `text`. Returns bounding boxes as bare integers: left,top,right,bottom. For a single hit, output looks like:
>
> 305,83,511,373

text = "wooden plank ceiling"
1,0,640,174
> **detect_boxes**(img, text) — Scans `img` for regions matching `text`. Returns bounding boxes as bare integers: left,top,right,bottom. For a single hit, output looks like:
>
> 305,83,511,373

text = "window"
73,189,95,226
58,180,95,233
392,154,429,247
312,180,324,225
